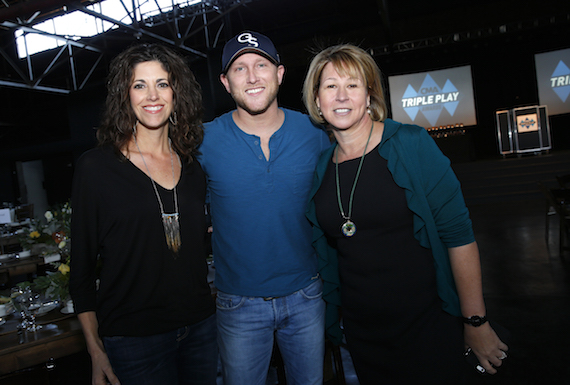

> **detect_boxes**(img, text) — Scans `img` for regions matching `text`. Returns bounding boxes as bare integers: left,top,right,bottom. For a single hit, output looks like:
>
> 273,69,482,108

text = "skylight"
15,0,202,58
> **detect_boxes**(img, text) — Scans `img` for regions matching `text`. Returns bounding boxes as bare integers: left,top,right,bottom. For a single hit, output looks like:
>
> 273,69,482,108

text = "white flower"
59,240,67,249
45,211,54,222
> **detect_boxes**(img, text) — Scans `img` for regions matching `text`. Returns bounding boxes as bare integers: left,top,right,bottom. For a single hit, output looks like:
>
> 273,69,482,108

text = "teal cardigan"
306,119,475,345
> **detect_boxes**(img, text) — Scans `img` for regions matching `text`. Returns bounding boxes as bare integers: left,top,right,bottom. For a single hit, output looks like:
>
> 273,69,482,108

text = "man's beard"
232,87,279,116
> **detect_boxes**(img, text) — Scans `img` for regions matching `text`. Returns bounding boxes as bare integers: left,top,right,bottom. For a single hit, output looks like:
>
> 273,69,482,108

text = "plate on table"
60,307,74,315
0,302,14,317
17,250,32,258
0,318,6,327
36,301,58,316
0,253,13,261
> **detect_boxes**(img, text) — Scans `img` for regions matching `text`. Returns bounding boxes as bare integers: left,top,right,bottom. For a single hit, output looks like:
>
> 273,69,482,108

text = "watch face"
464,315,487,326
471,316,483,326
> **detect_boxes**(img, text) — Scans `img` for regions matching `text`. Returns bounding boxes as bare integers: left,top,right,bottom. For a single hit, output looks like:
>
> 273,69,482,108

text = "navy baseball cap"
221,31,280,73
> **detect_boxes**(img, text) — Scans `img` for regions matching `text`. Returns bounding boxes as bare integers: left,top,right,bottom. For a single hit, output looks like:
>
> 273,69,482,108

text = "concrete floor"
462,198,570,384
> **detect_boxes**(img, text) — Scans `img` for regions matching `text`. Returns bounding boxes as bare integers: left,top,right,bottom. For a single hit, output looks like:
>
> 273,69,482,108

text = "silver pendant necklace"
335,121,374,237
134,135,182,255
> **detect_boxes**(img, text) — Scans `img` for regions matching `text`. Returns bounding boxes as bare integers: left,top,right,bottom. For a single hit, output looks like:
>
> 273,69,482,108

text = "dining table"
0,304,86,377
0,254,45,275
0,219,32,254
0,255,52,289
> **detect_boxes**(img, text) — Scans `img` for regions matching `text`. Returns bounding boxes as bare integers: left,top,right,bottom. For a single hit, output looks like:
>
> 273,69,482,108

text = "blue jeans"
103,314,218,385
216,279,325,385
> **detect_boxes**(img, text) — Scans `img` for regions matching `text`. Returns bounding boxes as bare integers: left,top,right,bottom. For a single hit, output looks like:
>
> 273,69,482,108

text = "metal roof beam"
1,21,104,53
0,79,70,93
72,3,207,58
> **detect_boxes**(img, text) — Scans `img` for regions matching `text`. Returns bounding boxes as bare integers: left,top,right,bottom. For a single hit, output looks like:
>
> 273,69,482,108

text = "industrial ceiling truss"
0,0,567,94
0,0,254,94
371,12,570,56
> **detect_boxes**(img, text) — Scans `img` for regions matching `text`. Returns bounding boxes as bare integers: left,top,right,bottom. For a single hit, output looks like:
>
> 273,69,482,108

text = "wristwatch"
462,315,488,327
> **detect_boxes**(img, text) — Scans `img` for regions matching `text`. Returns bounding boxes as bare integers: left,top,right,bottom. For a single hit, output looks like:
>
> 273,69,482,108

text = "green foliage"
17,201,72,301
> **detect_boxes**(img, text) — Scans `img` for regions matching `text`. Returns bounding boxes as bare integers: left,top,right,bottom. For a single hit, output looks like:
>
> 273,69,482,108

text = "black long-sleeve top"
70,146,214,337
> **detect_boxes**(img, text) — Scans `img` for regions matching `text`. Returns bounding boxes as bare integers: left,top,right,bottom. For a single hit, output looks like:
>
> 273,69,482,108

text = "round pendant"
341,220,356,237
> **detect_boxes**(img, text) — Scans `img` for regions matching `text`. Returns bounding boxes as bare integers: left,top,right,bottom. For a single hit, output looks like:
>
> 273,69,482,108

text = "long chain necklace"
335,121,374,237
134,135,182,255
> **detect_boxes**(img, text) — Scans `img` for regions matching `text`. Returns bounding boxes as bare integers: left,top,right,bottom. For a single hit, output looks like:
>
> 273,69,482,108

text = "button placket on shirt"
251,137,274,190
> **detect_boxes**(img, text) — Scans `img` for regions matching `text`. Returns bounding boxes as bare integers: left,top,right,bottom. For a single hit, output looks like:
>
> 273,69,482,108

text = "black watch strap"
462,315,488,327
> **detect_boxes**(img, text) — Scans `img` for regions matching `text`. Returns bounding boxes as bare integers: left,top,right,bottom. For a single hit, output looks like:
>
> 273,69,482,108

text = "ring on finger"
499,350,507,360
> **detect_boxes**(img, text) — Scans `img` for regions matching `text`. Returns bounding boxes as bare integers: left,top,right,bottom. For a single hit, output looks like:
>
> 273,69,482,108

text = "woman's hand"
77,311,121,385
464,322,509,374
448,243,508,374
90,347,120,385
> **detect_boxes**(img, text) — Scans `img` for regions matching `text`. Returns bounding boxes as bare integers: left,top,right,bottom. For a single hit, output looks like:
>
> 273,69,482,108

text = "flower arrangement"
19,201,71,257
18,201,72,301
23,254,71,301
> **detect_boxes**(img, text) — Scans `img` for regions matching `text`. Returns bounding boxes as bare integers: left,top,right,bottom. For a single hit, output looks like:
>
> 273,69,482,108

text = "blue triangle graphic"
420,74,440,93
552,60,570,77
403,84,418,98
441,79,458,93
402,84,420,121
422,109,441,126
554,85,570,102
404,107,420,121
419,74,442,125
444,101,459,116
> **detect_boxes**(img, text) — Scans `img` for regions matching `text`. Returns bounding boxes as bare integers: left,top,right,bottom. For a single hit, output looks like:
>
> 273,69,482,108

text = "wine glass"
23,291,42,332
10,287,29,330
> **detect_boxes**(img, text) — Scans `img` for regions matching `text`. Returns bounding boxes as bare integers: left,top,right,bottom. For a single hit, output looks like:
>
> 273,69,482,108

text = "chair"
556,174,570,189
538,182,570,254
539,181,563,242
555,174,570,213
14,204,34,222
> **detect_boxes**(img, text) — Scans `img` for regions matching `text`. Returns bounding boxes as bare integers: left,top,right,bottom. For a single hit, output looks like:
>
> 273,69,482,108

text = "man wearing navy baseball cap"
198,31,331,384
221,30,281,73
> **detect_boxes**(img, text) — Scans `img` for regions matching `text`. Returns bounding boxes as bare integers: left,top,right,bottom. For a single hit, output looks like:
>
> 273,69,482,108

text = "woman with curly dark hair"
70,43,216,385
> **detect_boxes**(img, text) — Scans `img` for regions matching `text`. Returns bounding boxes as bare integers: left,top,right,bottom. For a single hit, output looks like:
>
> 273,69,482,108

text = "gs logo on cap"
237,32,259,48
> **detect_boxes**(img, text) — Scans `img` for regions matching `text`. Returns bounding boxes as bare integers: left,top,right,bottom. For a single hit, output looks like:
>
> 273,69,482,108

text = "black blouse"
70,146,214,337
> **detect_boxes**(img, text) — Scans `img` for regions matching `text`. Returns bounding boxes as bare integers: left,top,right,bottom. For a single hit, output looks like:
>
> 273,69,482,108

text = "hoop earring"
132,121,138,135
169,112,178,126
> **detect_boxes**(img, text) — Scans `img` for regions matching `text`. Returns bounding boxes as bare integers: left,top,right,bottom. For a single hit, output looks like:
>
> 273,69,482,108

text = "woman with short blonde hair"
303,44,387,124
303,44,508,384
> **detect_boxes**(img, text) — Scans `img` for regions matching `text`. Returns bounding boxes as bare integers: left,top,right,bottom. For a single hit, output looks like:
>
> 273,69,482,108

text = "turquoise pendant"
341,220,356,237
